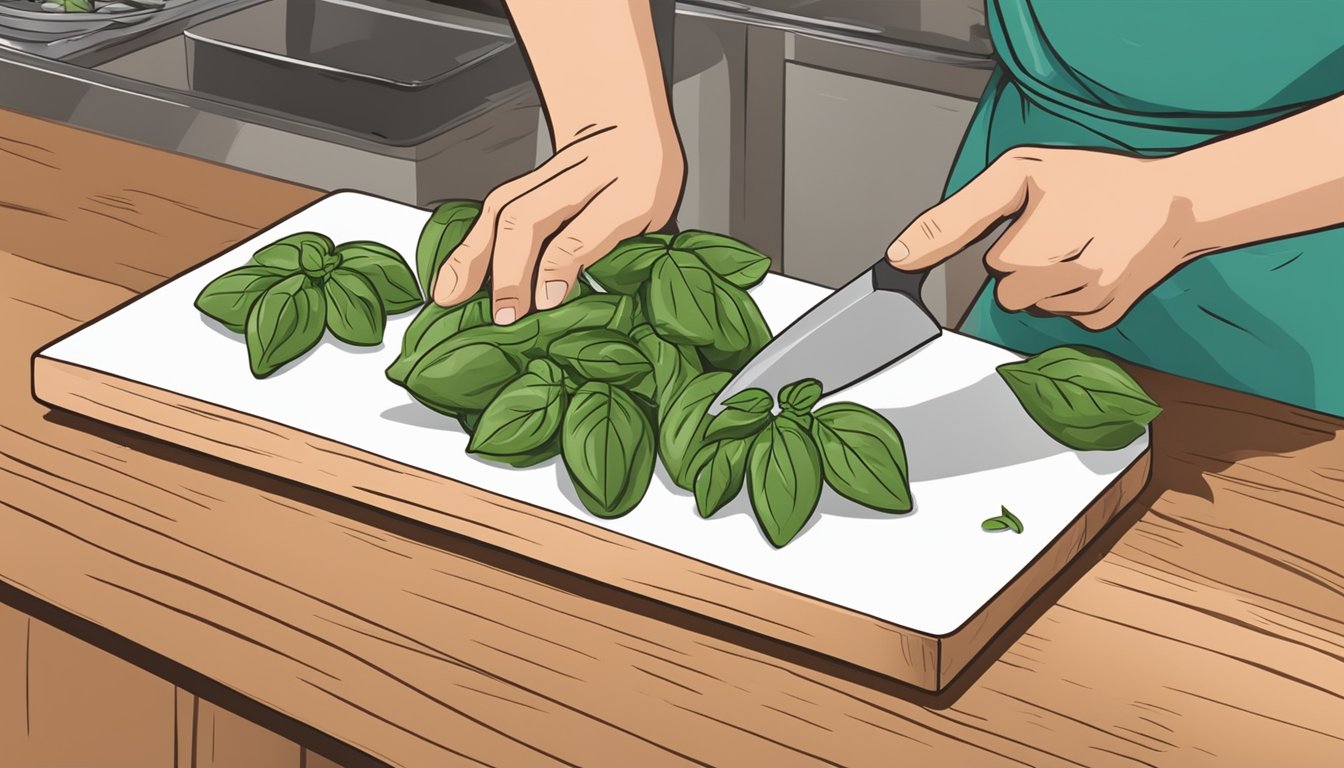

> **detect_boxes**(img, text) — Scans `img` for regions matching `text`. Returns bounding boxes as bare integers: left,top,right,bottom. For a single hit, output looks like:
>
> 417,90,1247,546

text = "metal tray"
184,0,524,142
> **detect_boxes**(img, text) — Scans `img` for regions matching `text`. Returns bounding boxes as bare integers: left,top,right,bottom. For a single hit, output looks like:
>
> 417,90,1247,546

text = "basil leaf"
704,388,773,442
195,265,289,333
469,366,565,457
997,346,1160,451
549,329,652,386
606,293,642,336
562,383,655,518
336,241,422,313
459,412,481,436
323,268,386,346
631,324,702,420
416,200,481,297
692,437,750,518
531,294,625,348
779,379,823,415
982,507,1024,534
699,286,771,372
253,232,333,273
780,409,814,431
525,357,564,385
659,371,732,489
493,434,563,468
672,230,771,289
63,0,94,12
245,274,326,378
812,402,911,513
748,418,823,548
585,236,669,294
647,250,719,345
386,292,490,385
406,341,522,412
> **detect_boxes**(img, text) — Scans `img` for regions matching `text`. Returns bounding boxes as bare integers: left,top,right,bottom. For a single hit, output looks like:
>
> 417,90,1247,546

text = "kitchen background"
0,0,995,326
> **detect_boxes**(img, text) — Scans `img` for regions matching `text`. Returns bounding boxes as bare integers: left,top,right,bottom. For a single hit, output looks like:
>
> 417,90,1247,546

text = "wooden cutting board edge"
29,353,1153,692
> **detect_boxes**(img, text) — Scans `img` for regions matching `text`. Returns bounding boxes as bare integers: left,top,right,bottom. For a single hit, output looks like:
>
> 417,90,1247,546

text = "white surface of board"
41,191,1148,636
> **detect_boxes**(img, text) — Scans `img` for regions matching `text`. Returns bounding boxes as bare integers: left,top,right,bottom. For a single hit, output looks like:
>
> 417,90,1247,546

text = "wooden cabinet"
0,602,343,768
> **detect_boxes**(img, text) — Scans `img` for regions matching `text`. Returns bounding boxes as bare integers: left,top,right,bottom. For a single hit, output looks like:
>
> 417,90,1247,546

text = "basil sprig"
196,231,421,377
982,507,1024,534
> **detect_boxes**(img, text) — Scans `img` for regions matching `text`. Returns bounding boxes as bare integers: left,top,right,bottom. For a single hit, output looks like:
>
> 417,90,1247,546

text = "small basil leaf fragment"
982,507,1024,534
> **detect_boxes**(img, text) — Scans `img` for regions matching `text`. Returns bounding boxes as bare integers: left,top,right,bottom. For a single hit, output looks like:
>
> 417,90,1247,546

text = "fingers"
432,155,590,309
488,173,599,323
887,149,1033,271
534,184,640,310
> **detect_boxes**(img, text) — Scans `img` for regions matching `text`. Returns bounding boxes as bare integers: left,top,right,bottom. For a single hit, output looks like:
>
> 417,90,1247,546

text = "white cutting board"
37,191,1148,643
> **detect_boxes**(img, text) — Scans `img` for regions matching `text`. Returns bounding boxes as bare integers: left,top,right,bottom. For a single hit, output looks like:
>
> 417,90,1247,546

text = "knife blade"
708,258,941,413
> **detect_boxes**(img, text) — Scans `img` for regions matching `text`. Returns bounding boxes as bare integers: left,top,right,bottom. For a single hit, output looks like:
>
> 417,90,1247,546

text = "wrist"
1151,149,1235,264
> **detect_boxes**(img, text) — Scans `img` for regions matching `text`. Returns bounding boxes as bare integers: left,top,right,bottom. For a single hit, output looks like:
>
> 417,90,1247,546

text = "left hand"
887,146,1203,330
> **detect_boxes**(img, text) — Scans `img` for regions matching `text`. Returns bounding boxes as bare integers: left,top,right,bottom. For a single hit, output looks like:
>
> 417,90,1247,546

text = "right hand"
431,122,685,324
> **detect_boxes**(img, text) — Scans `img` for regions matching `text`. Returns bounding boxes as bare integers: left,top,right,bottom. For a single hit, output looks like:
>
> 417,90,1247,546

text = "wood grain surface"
29,355,1152,692
2,108,1342,767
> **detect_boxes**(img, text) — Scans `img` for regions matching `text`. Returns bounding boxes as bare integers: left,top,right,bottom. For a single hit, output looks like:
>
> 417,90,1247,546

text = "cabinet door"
783,63,989,327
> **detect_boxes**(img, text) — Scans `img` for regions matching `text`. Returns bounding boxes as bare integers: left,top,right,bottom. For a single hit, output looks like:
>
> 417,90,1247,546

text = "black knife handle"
871,257,928,303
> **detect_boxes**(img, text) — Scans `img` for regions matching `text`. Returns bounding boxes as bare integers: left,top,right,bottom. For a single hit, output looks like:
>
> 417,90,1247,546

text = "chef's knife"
708,258,941,413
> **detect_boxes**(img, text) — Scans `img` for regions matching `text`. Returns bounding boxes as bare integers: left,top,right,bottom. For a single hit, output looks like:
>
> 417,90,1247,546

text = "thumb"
887,154,1030,271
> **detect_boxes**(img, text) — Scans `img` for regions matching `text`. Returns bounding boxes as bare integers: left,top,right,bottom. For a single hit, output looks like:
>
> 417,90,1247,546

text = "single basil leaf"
549,328,652,386
386,292,491,385
1002,507,1024,533
585,236,669,294
406,341,521,412
704,404,772,442
748,418,823,548
692,437,750,518
245,274,326,378
336,241,422,313
469,370,566,457
606,293,642,335
299,240,330,278
416,200,481,297
531,294,625,349
323,268,386,346
672,230,771,289
195,265,289,333
562,383,655,518
981,518,1011,532
721,388,773,414
658,371,732,489
253,232,333,273
779,379,824,414
699,287,771,372
812,402,911,513
997,346,1161,451
490,433,563,468
707,277,752,353
631,324,702,421
647,250,719,345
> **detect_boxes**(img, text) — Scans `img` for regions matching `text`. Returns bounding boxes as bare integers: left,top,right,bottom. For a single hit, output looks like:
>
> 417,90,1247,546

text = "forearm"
503,0,675,147
1166,94,1344,257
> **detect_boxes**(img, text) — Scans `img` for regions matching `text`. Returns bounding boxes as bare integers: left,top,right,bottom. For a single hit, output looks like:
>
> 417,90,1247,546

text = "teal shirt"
953,0,1344,415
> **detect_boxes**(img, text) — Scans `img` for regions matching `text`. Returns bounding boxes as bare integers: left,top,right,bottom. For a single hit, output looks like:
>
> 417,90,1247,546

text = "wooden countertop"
1,108,1341,767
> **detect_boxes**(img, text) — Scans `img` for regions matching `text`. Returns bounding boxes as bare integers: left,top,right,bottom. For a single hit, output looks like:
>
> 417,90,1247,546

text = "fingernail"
494,306,516,325
543,280,569,307
888,240,910,264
